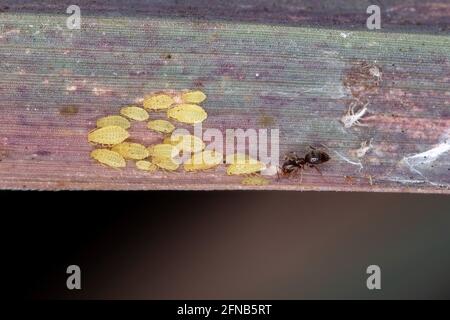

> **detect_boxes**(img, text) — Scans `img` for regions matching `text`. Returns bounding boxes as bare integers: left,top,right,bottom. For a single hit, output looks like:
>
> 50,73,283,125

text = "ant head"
306,150,330,164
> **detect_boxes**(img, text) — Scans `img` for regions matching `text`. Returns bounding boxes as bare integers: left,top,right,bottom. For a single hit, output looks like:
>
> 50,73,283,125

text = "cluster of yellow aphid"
88,90,269,184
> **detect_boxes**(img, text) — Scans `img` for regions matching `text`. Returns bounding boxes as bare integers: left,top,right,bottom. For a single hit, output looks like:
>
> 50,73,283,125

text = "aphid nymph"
341,102,369,128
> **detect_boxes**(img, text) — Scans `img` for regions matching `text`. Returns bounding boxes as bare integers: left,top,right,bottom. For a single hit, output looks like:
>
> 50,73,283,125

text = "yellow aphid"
96,115,131,129
225,153,259,164
136,160,158,172
181,90,207,104
143,94,174,110
91,149,126,168
88,126,130,145
241,176,269,186
227,161,266,175
184,150,223,171
167,104,207,124
152,157,180,171
162,136,172,144
111,142,149,160
148,144,180,159
147,119,175,134
148,144,180,171
120,105,149,121
166,134,205,153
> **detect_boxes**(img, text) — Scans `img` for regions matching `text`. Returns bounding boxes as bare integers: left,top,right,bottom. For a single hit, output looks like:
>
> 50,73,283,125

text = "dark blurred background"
5,191,450,300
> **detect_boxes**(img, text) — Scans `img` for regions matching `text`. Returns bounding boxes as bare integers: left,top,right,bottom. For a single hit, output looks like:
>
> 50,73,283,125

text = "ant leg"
290,168,298,179
295,167,302,178
299,168,304,184
309,145,316,150
277,167,287,180
311,165,323,176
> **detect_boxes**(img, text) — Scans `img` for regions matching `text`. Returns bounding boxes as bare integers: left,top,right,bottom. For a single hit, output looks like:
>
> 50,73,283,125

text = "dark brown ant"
278,146,330,182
